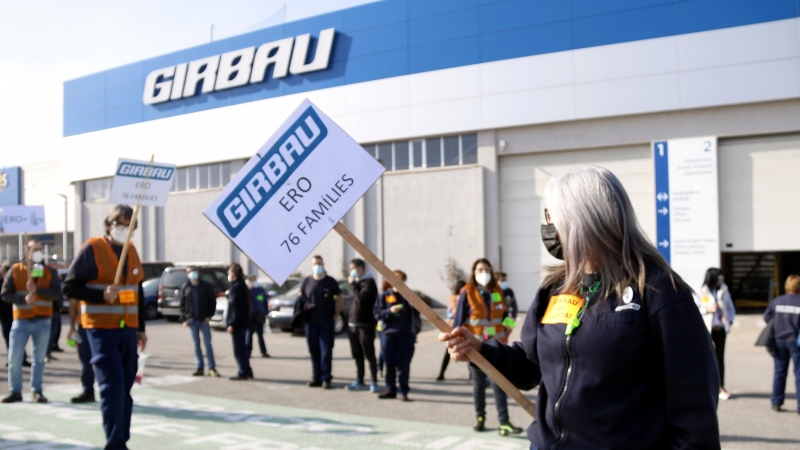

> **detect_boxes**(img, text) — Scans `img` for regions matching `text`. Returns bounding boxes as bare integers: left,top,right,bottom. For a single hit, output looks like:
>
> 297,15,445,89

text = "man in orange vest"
1,239,61,403
62,205,147,450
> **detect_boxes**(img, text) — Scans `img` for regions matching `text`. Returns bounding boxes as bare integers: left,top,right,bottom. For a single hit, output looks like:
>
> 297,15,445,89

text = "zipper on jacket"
549,332,574,450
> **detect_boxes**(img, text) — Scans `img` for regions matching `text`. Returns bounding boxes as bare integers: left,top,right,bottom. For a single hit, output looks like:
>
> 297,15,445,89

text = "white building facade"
57,0,800,307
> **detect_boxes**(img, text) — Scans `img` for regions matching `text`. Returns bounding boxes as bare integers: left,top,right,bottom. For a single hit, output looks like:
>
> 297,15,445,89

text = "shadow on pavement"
721,435,800,444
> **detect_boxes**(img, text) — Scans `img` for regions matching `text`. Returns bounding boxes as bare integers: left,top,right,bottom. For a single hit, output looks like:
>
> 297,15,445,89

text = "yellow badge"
700,296,711,304
386,295,397,304
119,289,137,305
541,295,584,325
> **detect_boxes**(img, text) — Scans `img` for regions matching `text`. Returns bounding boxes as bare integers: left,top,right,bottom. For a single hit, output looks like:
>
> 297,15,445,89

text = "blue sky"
0,0,378,168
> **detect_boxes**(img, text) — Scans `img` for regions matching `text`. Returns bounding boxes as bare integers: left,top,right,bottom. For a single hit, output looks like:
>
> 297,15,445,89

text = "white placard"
109,158,176,207
2,205,46,233
204,99,385,285
653,136,720,290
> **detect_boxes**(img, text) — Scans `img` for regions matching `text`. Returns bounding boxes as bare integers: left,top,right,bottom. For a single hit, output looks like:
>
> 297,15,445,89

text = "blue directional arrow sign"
654,141,670,263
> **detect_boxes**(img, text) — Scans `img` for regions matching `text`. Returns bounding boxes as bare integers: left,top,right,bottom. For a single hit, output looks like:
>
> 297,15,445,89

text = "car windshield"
161,270,188,287
279,283,302,298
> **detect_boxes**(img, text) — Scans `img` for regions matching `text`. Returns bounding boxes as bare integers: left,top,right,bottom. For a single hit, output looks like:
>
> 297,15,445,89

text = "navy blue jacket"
374,289,418,335
180,280,216,322
764,293,800,342
226,279,250,330
61,238,145,332
481,266,720,450
249,286,267,315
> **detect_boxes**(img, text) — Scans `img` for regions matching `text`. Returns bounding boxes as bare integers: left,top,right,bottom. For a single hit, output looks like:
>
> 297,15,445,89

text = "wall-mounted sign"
653,136,720,290
2,205,46,234
109,158,176,207
204,99,385,285
0,167,21,206
143,28,336,105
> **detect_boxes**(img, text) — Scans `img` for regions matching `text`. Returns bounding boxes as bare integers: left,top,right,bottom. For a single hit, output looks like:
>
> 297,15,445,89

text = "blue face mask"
500,281,508,290
350,269,359,278
313,265,324,276
188,271,199,281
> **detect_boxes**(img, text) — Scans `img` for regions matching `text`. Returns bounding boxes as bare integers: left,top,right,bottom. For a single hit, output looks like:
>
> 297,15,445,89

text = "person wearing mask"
441,167,720,449
345,258,379,393
226,263,252,381
1,239,60,403
246,275,269,358
373,270,418,401
66,297,96,403
763,274,800,413
436,280,465,382
698,267,736,400
452,259,521,436
0,263,29,369
299,255,341,389
495,272,518,322
61,205,148,449
180,266,219,377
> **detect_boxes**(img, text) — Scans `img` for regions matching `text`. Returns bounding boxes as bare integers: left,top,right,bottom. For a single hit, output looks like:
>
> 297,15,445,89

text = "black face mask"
541,224,563,260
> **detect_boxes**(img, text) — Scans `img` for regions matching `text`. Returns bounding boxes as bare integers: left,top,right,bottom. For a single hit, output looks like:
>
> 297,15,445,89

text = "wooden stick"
333,222,537,418
113,155,154,286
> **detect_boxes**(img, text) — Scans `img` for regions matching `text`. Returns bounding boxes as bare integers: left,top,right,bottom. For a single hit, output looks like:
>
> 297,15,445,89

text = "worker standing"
1,239,60,403
246,275,270,358
62,205,147,449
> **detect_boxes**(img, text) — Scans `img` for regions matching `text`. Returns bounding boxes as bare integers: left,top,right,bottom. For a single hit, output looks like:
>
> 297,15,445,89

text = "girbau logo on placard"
217,106,327,238
118,162,174,180
143,28,336,105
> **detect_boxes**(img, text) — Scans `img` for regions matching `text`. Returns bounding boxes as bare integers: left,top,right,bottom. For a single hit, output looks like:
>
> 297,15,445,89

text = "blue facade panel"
64,0,800,136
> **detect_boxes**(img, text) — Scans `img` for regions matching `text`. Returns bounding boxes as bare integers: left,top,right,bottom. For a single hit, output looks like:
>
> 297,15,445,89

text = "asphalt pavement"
0,310,797,449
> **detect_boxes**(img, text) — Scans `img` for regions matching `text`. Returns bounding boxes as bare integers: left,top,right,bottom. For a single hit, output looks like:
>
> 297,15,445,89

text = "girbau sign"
143,28,335,105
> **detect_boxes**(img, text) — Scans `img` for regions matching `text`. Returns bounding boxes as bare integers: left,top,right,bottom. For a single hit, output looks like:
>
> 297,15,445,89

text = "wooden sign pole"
113,155,154,286
333,222,537,418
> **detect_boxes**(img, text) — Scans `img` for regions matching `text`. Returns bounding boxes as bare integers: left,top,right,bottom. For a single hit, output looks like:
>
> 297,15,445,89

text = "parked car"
267,279,353,334
158,265,230,322
209,277,301,330
142,278,161,320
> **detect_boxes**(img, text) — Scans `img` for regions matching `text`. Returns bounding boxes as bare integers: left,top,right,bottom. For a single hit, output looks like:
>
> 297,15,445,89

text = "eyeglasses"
544,208,552,225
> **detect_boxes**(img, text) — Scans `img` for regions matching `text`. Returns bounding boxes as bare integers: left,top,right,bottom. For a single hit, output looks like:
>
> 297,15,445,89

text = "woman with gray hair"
440,166,720,449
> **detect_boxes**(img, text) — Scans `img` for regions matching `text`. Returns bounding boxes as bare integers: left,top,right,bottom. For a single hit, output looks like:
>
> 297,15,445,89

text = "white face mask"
228,274,234,283
31,250,44,264
109,226,130,243
475,272,492,287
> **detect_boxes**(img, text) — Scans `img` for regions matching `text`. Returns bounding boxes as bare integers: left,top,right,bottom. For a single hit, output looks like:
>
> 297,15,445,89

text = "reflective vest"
463,284,508,343
10,263,53,320
79,237,144,330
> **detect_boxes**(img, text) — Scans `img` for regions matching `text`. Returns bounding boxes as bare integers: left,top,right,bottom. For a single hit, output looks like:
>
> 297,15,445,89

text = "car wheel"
145,303,159,321
334,314,345,334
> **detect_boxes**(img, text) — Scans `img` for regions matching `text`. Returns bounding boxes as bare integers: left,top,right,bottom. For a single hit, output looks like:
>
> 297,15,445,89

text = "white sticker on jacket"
615,303,641,312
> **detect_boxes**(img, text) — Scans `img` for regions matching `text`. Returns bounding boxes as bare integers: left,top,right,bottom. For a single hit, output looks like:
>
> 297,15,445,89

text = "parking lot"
0,311,798,449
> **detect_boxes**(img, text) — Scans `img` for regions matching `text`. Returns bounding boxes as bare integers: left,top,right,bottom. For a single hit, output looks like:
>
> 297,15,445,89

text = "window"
210,164,221,188
426,138,441,168
462,133,478,165
220,162,231,185
394,142,409,171
170,161,234,193
198,165,209,190
175,168,187,191
444,136,459,166
377,143,392,170
187,166,197,190
84,178,112,201
365,133,480,173
412,141,423,168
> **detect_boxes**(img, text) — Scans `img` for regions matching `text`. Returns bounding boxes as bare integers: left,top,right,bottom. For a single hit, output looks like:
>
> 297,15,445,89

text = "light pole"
56,194,69,263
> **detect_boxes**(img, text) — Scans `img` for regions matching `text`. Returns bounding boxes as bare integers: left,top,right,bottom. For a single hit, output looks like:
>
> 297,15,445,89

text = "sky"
0,0,379,169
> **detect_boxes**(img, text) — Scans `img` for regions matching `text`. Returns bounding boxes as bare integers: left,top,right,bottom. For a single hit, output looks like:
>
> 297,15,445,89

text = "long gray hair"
542,166,689,299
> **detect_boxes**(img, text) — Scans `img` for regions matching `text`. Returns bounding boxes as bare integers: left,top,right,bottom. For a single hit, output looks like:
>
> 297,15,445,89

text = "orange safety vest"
79,237,144,330
462,284,508,343
10,263,53,320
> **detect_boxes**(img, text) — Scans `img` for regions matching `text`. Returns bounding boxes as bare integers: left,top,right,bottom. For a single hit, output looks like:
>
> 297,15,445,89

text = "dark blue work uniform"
763,293,800,410
300,275,341,383
62,239,145,450
227,279,252,378
246,285,268,356
373,289,418,395
480,267,720,449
